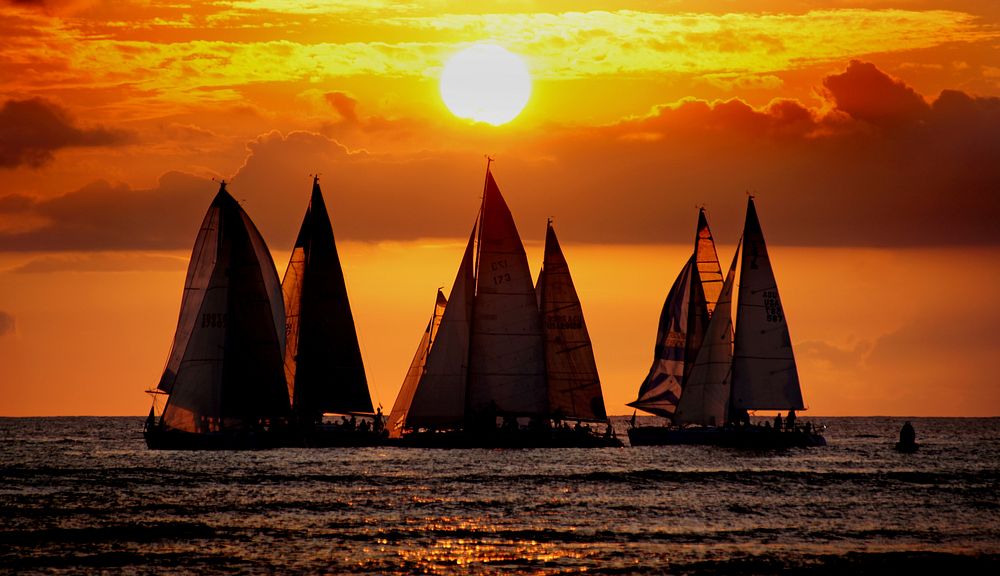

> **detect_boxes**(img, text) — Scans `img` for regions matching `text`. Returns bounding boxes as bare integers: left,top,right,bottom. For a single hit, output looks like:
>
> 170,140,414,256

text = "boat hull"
144,425,387,450
895,441,919,453
391,427,623,449
628,425,826,449
144,427,290,450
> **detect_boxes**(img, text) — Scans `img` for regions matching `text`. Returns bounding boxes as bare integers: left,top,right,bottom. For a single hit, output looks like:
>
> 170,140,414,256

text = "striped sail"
628,256,697,418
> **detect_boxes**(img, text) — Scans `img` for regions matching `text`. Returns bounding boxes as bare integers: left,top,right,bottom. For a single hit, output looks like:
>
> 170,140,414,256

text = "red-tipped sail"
467,170,548,417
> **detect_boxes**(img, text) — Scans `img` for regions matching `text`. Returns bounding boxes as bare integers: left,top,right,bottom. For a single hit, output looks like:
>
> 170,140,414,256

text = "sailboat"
144,181,291,450
281,176,383,446
628,198,825,448
387,165,619,448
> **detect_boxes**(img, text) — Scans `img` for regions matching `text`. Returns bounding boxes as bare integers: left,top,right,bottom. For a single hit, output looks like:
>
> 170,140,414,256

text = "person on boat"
374,407,383,434
899,421,916,445
773,412,783,431
786,409,796,431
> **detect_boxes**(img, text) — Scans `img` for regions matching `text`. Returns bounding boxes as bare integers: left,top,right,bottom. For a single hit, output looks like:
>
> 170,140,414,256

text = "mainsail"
467,171,547,417
730,196,805,411
629,209,720,418
674,240,740,427
387,290,446,437
282,176,373,420
537,221,608,421
157,182,289,433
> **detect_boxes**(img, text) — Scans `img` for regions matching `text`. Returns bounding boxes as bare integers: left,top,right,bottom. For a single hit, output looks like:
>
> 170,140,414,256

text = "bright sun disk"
440,44,531,126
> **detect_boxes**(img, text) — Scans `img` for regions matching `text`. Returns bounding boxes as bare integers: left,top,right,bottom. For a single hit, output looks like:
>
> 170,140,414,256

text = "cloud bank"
0,61,996,250
0,98,132,169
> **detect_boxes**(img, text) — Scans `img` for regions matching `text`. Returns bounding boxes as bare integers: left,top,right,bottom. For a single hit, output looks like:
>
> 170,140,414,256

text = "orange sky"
1,0,998,416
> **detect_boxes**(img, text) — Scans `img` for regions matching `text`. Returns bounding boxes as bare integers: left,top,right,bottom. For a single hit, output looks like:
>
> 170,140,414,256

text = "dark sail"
160,183,289,433
282,177,373,419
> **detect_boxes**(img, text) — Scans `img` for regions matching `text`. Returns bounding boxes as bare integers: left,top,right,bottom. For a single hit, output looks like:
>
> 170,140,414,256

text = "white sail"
538,221,608,422
674,240,739,427
160,184,289,433
405,227,476,428
731,197,805,411
467,171,547,417
157,200,221,394
388,290,446,437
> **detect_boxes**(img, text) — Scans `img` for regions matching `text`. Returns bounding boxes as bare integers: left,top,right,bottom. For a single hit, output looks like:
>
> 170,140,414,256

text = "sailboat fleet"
145,165,821,450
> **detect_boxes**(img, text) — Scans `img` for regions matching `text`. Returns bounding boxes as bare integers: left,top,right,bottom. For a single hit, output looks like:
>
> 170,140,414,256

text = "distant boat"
281,176,384,446
388,165,620,448
895,421,918,453
629,198,825,448
144,182,291,450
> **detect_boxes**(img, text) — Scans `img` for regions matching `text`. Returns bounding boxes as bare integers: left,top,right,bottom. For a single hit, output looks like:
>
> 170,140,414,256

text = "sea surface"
1,416,998,574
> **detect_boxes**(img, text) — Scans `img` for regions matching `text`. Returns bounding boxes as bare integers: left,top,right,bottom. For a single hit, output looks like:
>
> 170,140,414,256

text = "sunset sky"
1,0,998,417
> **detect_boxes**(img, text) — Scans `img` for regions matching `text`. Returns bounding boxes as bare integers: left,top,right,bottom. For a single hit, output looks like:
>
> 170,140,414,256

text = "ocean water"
1,416,998,574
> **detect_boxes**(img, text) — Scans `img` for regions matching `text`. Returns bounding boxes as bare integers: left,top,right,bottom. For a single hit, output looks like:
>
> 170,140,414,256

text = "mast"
538,221,608,422
730,196,805,411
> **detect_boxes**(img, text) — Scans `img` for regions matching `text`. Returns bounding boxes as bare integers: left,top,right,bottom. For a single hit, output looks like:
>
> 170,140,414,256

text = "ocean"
1,416,998,574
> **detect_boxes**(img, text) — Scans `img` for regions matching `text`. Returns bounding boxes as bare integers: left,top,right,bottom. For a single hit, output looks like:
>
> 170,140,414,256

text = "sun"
439,44,531,126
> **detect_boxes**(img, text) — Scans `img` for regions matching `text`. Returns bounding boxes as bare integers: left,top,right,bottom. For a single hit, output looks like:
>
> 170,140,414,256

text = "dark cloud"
0,193,35,213
325,92,360,124
0,171,214,251
797,340,872,371
0,311,14,337
822,60,931,129
0,61,996,250
2,0,96,13
0,98,133,169
10,252,187,273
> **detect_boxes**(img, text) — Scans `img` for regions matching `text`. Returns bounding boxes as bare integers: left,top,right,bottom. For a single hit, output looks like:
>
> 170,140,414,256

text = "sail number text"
202,312,227,328
763,290,783,323
491,259,511,286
